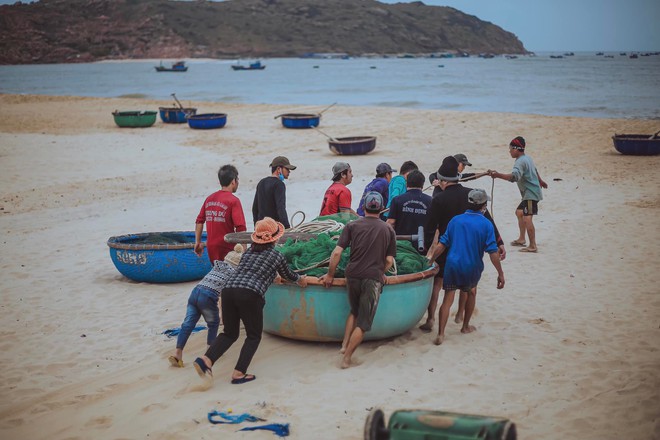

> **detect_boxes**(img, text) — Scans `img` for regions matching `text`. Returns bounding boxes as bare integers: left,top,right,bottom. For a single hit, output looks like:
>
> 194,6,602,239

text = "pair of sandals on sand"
510,240,537,253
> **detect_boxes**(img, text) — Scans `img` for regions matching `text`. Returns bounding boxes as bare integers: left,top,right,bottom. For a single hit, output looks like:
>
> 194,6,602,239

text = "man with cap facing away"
252,156,297,229
320,162,357,216
423,156,505,332
320,192,396,368
427,188,505,345
357,162,395,220
489,136,548,253
429,153,488,198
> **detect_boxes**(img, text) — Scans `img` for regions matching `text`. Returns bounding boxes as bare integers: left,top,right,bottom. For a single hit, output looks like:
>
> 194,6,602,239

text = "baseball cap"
376,163,396,175
453,153,472,167
468,188,491,205
270,156,297,170
363,191,384,213
332,162,351,179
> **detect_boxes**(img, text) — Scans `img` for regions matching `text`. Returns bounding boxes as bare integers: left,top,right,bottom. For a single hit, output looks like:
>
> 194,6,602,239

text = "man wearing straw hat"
252,156,297,229
320,192,396,369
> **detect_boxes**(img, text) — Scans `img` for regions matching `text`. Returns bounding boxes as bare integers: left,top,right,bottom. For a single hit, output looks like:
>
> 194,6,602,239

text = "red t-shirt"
196,190,246,263
320,182,352,216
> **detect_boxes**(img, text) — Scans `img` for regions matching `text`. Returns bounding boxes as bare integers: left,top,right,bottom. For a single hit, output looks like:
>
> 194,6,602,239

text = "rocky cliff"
0,0,527,64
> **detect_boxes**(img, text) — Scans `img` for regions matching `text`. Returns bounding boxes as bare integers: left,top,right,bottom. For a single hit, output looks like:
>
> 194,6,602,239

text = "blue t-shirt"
357,177,389,218
440,210,498,289
388,189,433,236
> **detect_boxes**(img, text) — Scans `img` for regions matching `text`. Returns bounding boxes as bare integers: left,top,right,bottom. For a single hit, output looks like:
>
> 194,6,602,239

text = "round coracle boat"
159,107,197,123
612,133,660,156
187,113,227,129
107,231,211,283
112,110,157,128
280,113,320,129
264,266,437,342
329,136,377,155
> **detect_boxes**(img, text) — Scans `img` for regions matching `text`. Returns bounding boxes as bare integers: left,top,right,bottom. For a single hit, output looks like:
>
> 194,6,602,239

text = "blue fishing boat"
329,136,377,155
263,267,436,341
612,132,660,155
107,231,211,283
159,107,197,123
278,113,320,129
155,61,188,72
187,113,227,129
231,60,266,71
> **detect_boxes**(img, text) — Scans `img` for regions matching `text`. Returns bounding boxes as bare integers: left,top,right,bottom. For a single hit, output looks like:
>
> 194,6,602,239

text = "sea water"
1,53,658,119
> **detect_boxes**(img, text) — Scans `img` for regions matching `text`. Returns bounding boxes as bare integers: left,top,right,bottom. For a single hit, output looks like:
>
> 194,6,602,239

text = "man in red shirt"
195,165,247,263
320,162,357,216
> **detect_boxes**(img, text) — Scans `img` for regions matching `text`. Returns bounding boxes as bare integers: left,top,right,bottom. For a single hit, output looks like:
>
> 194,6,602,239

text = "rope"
490,177,495,220
289,210,306,229
288,219,344,234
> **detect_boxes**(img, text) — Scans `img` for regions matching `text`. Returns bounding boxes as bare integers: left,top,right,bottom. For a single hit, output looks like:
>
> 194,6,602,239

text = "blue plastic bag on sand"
207,411,265,425
239,423,290,437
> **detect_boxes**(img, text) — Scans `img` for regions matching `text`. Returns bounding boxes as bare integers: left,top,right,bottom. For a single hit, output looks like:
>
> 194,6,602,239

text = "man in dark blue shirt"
386,170,433,253
357,162,395,219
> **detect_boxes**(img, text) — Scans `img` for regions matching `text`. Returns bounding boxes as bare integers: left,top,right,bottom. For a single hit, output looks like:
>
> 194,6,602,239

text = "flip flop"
510,240,526,247
519,247,538,253
168,355,184,368
193,357,213,378
231,374,256,385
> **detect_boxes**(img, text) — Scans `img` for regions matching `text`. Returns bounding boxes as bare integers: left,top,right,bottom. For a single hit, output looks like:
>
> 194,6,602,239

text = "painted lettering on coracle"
116,251,148,265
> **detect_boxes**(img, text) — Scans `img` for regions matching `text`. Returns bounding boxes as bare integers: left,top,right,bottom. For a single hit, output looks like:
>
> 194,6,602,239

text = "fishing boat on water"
231,60,266,71
155,61,188,72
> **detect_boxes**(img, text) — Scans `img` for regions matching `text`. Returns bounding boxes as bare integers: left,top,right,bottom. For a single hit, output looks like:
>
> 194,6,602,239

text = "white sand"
0,94,658,439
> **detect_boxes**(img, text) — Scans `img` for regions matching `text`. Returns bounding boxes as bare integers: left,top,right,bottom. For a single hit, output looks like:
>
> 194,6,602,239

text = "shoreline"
1,94,659,439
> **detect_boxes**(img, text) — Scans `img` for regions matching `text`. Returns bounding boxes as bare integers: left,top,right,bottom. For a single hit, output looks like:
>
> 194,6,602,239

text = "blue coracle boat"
107,231,212,283
263,267,436,341
612,133,660,155
187,113,227,129
279,113,320,129
159,107,197,123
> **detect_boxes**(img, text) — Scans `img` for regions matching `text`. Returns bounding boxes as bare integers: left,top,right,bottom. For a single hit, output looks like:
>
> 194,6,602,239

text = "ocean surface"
1,53,658,119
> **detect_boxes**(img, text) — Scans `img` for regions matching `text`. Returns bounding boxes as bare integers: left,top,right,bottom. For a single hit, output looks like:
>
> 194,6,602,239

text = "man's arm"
194,222,205,256
460,171,489,182
489,252,505,289
536,168,548,189
274,182,290,228
319,245,344,288
489,170,514,181
251,189,259,226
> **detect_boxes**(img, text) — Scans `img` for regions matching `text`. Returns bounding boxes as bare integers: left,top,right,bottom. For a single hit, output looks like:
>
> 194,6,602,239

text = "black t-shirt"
252,176,290,228
388,189,433,246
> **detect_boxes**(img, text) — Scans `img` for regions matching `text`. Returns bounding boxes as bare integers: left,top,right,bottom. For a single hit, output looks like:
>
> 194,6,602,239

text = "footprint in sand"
84,415,113,429
141,403,168,413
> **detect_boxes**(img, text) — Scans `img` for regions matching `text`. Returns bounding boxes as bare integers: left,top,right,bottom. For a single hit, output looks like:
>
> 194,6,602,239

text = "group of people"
169,136,547,381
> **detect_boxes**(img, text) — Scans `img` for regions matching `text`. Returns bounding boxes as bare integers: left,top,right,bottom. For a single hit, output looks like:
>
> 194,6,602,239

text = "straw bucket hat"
224,244,244,267
251,217,285,244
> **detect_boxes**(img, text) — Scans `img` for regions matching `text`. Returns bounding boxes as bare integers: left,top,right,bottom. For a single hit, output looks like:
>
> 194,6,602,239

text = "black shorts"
346,278,383,332
517,200,538,216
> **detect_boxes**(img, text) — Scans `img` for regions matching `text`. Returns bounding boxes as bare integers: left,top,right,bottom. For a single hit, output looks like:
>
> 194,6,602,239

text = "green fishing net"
276,213,430,277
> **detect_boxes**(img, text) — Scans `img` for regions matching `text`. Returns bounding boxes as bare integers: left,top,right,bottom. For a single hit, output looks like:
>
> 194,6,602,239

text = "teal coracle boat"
263,266,437,342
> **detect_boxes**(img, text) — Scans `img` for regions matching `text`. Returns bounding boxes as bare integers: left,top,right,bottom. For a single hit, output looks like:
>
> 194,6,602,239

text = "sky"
2,0,659,52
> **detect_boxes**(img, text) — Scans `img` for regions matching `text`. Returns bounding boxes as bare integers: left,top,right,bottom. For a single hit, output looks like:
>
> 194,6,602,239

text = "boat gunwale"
273,264,438,287
107,231,205,251
329,136,376,145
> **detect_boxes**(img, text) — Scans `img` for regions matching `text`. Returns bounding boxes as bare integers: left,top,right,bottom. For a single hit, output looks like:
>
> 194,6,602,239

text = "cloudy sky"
2,0,658,52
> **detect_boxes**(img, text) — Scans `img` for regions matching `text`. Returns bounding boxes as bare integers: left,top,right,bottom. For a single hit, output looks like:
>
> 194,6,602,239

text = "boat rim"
273,264,438,287
107,231,204,250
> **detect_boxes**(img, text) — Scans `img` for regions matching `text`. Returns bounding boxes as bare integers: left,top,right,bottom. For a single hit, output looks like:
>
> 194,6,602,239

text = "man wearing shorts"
320,192,396,369
489,136,548,253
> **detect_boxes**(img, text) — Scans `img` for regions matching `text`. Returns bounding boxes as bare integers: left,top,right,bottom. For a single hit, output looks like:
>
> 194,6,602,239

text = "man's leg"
435,290,456,345
340,314,357,354
421,276,442,331
341,326,364,369
515,209,526,243
461,288,477,334
455,291,466,323
523,215,537,250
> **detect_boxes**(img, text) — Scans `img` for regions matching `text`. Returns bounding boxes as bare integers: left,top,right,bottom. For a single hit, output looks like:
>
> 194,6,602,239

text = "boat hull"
187,113,227,129
612,134,660,155
263,268,435,341
329,136,376,155
107,231,211,283
159,107,197,123
112,111,157,128
281,113,320,129
154,67,188,72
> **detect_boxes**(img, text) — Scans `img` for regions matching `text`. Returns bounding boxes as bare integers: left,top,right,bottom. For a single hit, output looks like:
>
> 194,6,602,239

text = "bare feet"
461,325,477,334
339,346,346,354
419,320,434,333
340,356,351,369
433,334,445,345
454,313,464,324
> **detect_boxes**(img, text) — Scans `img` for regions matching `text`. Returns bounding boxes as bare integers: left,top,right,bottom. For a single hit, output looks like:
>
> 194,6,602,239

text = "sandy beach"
0,94,658,439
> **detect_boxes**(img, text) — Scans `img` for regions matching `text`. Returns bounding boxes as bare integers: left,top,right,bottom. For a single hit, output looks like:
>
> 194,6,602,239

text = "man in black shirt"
252,156,296,229
386,170,433,253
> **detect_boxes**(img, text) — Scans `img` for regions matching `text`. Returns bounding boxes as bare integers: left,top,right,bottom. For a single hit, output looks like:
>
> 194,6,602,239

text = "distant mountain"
0,0,528,64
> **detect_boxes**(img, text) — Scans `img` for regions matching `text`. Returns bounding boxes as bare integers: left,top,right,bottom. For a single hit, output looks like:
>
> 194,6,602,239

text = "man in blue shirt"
427,189,505,345
357,163,395,220
386,169,433,252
